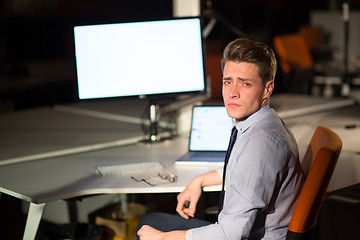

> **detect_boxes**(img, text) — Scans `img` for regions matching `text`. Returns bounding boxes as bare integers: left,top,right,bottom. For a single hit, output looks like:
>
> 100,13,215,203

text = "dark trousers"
136,212,211,239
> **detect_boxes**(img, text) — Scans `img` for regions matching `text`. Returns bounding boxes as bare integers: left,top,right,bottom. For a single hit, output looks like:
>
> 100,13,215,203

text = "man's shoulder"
251,112,285,135
250,114,294,147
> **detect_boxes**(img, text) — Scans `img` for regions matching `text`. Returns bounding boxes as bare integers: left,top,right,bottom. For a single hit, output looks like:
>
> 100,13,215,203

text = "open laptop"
175,105,234,166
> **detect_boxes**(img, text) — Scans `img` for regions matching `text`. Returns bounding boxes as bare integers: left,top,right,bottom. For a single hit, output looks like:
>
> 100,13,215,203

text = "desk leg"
120,193,128,214
23,202,46,240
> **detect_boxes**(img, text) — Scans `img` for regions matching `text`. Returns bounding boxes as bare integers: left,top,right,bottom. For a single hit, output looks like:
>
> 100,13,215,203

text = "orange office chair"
273,33,314,74
298,25,325,54
286,126,343,240
298,25,332,64
273,33,314,94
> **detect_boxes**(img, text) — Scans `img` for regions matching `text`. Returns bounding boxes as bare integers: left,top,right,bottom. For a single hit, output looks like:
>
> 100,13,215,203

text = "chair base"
286,228,315,240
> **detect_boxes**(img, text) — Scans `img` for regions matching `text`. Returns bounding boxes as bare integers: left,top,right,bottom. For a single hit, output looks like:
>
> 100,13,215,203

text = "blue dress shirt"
191,105,305,240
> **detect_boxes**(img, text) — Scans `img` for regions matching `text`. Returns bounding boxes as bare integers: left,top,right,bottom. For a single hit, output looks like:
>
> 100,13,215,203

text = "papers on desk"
131,167,177,186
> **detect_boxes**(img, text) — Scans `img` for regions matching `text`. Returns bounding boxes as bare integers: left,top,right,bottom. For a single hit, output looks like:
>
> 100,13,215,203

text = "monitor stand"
141,102,176,143
141,94,209,143
148,104,163,142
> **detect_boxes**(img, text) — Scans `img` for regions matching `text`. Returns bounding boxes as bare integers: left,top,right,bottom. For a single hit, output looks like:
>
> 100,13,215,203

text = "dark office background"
1,1,360,239
0,0,360,111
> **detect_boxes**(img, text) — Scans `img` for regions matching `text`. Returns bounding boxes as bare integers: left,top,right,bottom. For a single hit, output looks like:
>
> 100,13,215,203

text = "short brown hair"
221,38,277,85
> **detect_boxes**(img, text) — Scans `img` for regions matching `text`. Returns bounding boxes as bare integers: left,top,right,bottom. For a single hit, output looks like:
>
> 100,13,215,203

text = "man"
137,38,305,239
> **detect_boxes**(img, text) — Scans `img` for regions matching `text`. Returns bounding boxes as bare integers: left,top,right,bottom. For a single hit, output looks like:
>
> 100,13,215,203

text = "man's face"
222,61,273,122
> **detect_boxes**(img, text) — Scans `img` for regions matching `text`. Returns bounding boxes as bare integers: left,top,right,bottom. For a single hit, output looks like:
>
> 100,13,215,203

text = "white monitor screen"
73,17,206,100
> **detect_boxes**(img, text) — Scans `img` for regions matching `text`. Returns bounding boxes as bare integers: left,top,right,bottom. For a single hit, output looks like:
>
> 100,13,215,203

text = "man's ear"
264,80,274,98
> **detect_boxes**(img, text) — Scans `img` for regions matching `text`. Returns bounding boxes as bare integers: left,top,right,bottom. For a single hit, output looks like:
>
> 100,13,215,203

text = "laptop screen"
189,106,234,151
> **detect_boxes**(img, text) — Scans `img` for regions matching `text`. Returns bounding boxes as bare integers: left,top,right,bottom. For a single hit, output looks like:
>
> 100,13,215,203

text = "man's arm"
176,170,222,219
137,170,222,240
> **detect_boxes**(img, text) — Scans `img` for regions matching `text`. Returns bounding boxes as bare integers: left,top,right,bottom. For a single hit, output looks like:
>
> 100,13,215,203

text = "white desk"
0,136,221,240
282,102,360,192
0,94,358,240
0,99,147,165
0,137,222,203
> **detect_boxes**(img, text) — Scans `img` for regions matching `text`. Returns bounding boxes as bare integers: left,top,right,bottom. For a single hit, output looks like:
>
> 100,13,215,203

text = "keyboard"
95,161,165,177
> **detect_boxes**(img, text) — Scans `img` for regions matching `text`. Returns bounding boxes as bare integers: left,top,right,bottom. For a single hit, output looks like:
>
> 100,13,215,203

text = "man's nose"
229,85,239,98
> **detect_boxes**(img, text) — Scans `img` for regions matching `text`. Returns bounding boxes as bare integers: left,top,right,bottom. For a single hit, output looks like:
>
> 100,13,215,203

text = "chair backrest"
286,126,342,240
273,33,314,74
298,25,324,52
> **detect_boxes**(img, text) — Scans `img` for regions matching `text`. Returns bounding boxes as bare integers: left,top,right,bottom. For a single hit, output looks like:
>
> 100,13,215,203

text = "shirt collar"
234,105,271,134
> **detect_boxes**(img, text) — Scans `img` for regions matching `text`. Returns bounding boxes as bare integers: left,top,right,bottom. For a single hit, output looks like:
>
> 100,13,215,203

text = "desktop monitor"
73,17,206,101
72,17,207,141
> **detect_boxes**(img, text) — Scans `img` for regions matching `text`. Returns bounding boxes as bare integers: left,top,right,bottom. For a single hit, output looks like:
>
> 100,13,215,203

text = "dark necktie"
218,126,238,213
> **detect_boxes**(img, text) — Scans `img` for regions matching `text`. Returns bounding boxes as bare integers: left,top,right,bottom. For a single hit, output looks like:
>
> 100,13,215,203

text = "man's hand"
137,225,185,240
137,225,165,240
176,170,222,219
176,177,202,219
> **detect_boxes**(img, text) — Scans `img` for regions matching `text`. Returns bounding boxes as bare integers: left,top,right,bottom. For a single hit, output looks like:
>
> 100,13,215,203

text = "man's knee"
137,212,167,231
137,212,156,229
